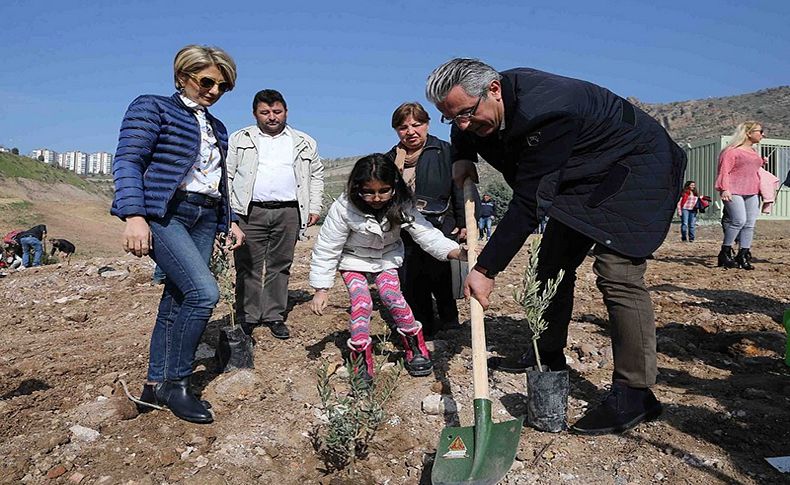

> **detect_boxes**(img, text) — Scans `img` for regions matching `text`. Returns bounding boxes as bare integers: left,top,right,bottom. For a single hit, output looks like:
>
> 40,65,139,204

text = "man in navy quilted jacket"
426,58,686,435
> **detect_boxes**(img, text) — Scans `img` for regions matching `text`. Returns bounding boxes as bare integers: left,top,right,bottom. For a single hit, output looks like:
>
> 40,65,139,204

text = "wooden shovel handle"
463,179,489,401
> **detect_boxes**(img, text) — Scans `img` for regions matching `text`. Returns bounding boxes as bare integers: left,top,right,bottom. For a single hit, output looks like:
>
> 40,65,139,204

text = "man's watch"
472,264,497,279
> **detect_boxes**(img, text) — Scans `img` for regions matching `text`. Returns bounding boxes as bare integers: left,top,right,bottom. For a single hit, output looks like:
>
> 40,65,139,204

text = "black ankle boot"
717,245,737,268
571,381,662,435
140,378,213,424
734,248,754,270
397,325,433,377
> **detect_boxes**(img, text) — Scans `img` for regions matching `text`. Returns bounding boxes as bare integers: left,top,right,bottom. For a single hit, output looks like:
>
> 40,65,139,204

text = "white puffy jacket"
309,194,459,289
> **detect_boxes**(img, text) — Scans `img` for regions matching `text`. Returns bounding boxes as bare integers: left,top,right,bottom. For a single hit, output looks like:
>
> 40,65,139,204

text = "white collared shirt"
179,95,222,197
251,125,297,202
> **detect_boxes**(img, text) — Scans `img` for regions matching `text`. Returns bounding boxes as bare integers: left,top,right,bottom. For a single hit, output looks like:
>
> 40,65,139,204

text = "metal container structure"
683,136,790,220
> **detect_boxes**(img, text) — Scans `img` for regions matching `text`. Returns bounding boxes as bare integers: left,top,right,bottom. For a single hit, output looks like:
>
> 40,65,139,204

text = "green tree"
11,147,19,155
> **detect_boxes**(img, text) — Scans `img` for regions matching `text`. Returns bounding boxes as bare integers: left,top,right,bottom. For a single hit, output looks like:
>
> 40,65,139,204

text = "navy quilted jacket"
110,93,234,233
452,68,687,272
385,135,474,236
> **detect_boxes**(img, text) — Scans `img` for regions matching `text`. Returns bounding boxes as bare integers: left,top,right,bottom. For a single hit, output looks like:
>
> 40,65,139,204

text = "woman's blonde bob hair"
173,45,237,91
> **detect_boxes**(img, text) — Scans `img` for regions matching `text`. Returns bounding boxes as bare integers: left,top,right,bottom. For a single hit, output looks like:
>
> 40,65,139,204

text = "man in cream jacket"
227,89,324,339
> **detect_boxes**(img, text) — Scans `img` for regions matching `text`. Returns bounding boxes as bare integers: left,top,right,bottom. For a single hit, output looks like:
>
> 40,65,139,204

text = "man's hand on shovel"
464,267,494,310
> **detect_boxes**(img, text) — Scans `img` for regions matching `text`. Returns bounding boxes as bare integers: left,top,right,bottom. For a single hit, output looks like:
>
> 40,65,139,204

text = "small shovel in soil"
431,179,523,485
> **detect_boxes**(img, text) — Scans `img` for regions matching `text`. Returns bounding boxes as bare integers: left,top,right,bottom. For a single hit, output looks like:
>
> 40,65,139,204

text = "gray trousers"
234,204,300,323
537,219,657,388
722,194,759,248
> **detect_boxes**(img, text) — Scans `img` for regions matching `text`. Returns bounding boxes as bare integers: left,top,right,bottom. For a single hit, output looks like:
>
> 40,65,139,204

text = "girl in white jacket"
310,154,465,382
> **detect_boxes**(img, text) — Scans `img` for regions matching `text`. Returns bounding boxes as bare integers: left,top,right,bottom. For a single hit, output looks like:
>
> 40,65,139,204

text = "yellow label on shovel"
442,436,468,459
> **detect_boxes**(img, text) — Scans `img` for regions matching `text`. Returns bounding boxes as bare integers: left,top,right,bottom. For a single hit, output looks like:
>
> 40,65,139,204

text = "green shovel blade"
432,399,523,485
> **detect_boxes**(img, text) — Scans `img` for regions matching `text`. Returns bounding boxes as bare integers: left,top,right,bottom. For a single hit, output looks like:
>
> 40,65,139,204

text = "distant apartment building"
88,151,113,175
29,148,59,165
59,151,88,174
0,145,10,153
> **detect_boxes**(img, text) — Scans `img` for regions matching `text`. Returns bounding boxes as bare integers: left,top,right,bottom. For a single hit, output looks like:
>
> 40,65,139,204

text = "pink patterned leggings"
341,269,419,343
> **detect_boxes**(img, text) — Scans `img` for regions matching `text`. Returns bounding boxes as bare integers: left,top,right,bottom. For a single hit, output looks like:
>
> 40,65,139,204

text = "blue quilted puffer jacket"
110,93,234,233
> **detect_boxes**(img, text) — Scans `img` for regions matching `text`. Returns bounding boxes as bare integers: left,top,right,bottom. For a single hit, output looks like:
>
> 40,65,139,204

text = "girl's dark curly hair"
346,153,414,224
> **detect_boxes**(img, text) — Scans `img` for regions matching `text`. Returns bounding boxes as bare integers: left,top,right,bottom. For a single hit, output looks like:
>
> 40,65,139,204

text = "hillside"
632,85,790,143
0,152,103,193
0,152,121,257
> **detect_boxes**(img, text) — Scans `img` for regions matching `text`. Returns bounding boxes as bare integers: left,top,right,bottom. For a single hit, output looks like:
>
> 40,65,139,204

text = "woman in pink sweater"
715,121,766,269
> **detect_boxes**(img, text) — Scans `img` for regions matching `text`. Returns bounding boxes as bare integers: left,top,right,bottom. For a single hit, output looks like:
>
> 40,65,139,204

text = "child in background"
310,154,465,381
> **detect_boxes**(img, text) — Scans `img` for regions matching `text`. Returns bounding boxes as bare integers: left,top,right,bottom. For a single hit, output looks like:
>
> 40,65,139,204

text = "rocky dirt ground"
1,220,790,485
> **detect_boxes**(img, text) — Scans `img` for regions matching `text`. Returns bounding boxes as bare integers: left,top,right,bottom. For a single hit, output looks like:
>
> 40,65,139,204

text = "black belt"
250,200,298,209
173,190,221,208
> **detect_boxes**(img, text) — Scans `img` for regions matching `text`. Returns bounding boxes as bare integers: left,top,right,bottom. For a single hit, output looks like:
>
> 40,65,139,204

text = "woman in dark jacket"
111,45,245,424
385,102,475,337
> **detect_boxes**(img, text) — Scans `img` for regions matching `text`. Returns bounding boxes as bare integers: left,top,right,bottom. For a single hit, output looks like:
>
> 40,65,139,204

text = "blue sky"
1,0,788,158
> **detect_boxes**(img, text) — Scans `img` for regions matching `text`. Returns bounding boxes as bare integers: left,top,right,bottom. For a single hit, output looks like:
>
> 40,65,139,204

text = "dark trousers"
537,219,657,387
234,204,299,324
399,236,459,335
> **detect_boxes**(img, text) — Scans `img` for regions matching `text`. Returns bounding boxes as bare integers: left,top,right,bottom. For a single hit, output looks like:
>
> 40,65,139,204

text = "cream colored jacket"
309,194,460,289
226,124,324,238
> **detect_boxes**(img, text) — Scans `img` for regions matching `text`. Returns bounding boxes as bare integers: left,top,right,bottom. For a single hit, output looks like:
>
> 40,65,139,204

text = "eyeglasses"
440,95,483,125
188,73,232,93
358,188,394,200
750,129,765,135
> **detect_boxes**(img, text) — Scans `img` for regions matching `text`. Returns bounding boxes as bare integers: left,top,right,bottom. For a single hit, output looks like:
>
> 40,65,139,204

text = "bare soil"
2,210,790,484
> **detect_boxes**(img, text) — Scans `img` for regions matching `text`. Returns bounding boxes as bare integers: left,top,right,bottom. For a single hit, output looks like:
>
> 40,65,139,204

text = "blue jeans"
152,264,167,284
478,216,494,239
680,209,697,241
20,236,43,267
147,199,220,382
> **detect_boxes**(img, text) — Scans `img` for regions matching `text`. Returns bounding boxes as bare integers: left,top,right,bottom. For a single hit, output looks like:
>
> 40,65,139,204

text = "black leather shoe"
267,320,290,340
571,381,662,435
717,245,738,268
140,378,213,424
734,248,754,270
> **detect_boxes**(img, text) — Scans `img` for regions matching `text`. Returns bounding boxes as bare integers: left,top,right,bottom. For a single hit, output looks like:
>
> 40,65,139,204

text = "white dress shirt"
179,95,222,197
251,126,297,202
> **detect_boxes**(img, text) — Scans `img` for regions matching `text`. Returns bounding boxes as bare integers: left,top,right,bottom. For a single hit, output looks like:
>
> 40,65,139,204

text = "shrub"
313,338,402,472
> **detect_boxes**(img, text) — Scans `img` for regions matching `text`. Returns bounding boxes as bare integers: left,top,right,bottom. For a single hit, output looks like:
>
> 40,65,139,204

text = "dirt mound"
0,178,122,258
1,222,789,484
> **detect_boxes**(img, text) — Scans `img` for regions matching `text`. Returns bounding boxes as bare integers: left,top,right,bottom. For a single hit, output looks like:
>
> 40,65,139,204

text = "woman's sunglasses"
188,73,232,93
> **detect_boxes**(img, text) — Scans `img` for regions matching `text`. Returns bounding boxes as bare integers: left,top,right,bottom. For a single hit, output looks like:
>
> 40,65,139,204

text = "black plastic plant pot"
217,325,254,372
526,368,569,432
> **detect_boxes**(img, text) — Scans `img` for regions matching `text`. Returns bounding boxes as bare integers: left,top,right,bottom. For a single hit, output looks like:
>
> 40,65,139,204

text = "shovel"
431,179,523,485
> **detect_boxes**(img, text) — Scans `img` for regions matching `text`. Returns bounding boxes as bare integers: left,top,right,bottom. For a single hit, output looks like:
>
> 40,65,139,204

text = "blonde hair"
725,120,761,151
173,45,237,91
